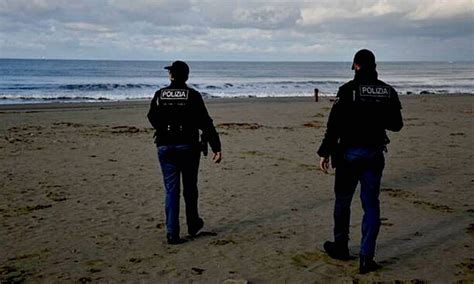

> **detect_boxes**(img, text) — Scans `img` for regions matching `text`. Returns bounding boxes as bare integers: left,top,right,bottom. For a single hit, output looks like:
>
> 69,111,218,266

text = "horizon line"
1,57,471,64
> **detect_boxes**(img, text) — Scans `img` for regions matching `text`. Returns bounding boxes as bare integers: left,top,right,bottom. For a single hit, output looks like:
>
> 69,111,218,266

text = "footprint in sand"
412,200,454,213
291,251,323,268
191,267,205,275
380,217,394,227
14,204,52,216
381,188,415,198
456,258,474,276
382,188,454,213
466,224,474,238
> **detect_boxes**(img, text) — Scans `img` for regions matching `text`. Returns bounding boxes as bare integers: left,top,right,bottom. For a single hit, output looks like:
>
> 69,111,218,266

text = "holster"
331,143,343,168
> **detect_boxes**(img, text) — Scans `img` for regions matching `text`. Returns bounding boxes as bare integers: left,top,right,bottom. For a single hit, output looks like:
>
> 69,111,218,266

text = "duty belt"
166,124,184,132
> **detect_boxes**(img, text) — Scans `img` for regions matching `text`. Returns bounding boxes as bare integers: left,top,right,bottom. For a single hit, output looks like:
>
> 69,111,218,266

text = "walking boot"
167,234,187,245
188,218,204,236
323,240,351,260
359,255,382,274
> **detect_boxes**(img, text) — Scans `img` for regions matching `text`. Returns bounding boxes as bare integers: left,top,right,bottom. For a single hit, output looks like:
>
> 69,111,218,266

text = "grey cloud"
106,0,204,27
0,0,100,23
306,13,474,40
227,6,301,29
198,2,301,30
296,0,474,38
125,22,209,37
0,0,200,29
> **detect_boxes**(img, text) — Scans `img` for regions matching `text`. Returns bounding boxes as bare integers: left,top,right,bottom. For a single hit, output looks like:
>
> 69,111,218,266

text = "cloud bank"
0,0,472,61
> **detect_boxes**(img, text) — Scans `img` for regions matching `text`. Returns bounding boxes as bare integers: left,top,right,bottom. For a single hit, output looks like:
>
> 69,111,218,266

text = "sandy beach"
0,95,473,283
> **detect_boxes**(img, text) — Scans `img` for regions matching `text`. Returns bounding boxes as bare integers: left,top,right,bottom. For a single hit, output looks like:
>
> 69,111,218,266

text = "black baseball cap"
352,49,376,70
164,60,190,78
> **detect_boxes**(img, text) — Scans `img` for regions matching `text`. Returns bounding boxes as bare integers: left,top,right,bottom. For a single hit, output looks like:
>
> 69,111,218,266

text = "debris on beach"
217,122,262,130
302,121,323,128
223,279,248,284
111,126,140,134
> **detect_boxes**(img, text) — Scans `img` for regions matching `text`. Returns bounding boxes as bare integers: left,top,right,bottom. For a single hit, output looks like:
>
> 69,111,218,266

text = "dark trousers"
158,144,201,237
333,146,385,257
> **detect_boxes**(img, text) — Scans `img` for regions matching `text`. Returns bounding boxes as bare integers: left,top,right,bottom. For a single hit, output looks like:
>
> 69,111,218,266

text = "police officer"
318,49,403,273
147,60,222,245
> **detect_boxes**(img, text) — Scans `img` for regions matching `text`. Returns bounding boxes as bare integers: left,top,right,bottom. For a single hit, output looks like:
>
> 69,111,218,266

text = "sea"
0,59,472,104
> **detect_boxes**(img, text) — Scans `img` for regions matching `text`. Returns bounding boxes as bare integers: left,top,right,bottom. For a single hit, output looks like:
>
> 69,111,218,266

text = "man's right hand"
212,152,222,164
320,157,330,174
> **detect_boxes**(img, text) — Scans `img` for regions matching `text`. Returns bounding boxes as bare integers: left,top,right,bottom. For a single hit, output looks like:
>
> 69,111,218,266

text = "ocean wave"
0,96,111,101
1,83,159,91
7,80,470,94
267,80,343,85
58,83,156,91
188,80,343,91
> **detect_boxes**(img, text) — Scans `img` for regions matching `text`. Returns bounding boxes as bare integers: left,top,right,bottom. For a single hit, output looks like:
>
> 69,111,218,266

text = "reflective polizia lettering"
359,85,390,97
161,89,189,100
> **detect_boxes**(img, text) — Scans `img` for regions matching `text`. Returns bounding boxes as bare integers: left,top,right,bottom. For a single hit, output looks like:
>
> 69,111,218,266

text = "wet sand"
0,95,473,282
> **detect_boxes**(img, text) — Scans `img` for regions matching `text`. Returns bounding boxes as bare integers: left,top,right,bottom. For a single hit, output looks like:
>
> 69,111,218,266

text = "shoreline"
0,93,472,112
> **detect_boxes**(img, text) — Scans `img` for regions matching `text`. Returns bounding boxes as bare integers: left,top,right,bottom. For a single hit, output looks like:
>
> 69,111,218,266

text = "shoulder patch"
160,89,189,100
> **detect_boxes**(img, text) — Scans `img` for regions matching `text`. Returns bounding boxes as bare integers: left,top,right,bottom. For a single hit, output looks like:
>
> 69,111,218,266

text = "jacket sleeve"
317,90,344,158
195,94,221,153
147,91,160,129
385,88,403,132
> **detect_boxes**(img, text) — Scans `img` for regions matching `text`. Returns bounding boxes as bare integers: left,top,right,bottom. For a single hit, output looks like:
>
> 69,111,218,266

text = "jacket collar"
169,81,187,88
354,68,378,82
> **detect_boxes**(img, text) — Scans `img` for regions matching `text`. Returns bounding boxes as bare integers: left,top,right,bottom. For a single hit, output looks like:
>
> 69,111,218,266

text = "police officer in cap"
318,49,403,273
147,60,222,245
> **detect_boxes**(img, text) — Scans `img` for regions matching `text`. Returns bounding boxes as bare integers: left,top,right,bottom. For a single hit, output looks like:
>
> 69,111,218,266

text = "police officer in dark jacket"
147,60,222,245
318,49,403,274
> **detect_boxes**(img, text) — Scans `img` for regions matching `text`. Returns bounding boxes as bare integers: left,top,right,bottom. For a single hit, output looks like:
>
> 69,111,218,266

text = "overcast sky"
0,0,473,61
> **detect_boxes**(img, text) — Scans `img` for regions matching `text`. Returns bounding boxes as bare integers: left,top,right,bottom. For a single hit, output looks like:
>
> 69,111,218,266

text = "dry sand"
0,95,473,283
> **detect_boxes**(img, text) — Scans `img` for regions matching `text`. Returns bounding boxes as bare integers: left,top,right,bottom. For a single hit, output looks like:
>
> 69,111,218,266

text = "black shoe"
188,218,204,236
323,241,351,260
167,234,187,245
359,255,382,274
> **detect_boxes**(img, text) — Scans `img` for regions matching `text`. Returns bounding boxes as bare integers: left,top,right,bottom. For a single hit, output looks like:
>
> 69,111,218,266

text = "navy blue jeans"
158,144,201,237
333,146,385,257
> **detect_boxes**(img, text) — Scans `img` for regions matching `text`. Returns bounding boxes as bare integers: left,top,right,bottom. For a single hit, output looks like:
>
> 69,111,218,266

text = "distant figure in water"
147,60,222,245
317,49,403,274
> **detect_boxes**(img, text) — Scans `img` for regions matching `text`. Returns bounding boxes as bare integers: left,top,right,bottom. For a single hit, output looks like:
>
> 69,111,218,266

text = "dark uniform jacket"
317,70,403,162
147,82,221,153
